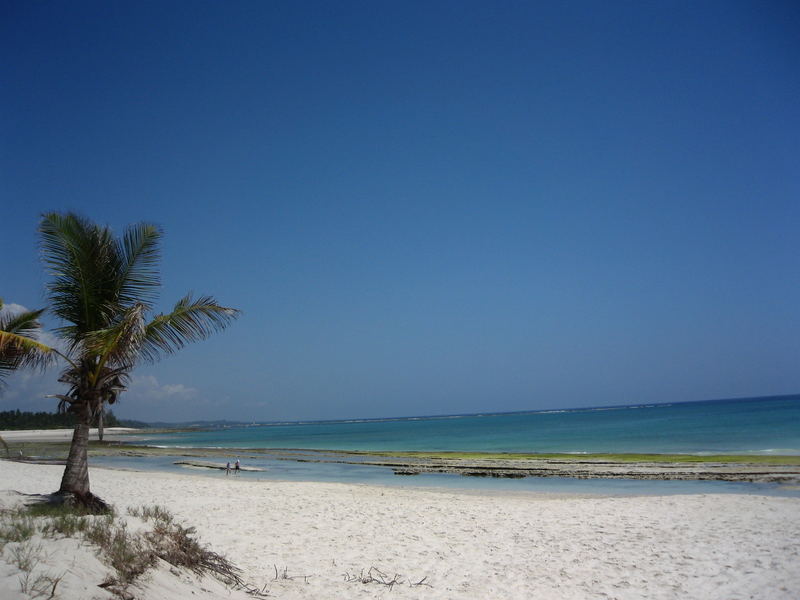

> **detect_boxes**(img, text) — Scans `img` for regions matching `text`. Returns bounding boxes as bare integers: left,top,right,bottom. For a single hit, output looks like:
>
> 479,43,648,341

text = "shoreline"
2,429,799,484
2,459,799,599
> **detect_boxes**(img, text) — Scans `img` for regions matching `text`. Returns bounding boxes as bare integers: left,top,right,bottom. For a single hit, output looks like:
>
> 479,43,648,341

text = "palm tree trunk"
59,419,91,496
97,407,104,442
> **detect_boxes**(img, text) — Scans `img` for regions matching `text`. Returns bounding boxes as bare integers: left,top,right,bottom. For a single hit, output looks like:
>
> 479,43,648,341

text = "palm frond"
0,330,53,357
39,212,121,334
0,305,55,386
83,303,147,369
140,294,241,363
0,307,46,338
115,223,162,308
0,331,55,383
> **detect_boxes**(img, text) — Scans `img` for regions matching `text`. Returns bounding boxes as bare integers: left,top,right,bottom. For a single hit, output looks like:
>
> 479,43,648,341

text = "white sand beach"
0,428,140,443
1,459,799,599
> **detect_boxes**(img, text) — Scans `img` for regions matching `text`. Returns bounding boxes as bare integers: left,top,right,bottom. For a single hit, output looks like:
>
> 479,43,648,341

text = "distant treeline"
0,409,146,430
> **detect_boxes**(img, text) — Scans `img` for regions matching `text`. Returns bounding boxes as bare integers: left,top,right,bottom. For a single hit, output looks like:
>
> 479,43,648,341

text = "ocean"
138,394,800,455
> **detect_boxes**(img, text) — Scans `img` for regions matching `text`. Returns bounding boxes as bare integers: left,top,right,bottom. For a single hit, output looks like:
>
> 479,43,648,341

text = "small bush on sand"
106,523,157,584
127,505,244,587
1,501,251,595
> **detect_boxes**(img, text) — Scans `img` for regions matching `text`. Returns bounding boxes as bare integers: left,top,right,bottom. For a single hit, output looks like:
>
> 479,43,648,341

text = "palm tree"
0,298,54,455
40,213,240,510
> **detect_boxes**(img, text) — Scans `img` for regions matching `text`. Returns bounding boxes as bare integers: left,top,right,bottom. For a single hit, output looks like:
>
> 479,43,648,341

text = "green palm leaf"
0,302,54,386
115,223,162,308
83,303,147,369
40,213,119,340
140,294,241,363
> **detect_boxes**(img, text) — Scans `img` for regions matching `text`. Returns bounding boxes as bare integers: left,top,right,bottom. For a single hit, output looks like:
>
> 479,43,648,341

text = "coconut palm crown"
40,212,240,508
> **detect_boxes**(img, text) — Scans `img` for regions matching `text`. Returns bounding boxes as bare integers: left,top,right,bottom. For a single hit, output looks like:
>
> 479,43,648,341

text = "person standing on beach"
225,462,231,476
234,458,240,475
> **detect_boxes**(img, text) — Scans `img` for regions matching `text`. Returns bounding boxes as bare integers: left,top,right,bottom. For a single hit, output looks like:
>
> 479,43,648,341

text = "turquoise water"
90,453,800,498
139,395,800,454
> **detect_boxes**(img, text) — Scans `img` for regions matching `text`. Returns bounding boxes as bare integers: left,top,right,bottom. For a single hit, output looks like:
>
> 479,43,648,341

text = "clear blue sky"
2,1,798,422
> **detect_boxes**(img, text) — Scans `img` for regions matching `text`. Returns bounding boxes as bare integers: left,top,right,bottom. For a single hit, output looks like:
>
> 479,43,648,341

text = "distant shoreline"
0,427,143,443
0,426,203,443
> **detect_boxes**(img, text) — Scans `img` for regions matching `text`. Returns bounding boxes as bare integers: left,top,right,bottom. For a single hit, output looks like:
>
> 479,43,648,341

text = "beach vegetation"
8,539,45,572
127,503,172,522
18,567,65,599
0,523,66,599
0,512,36,546
89,519,157,584
33,212,239,511
40,511,90,537
1,501,263,597
126,504,247,586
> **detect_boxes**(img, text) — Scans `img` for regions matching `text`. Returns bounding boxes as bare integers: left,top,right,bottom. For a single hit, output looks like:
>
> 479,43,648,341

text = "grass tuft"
127,504,172,523
9,540,44,572
0,510,37,546
0,501,256,596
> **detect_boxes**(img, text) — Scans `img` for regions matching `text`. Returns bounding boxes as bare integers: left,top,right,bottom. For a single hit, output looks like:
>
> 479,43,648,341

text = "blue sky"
1,1,798,422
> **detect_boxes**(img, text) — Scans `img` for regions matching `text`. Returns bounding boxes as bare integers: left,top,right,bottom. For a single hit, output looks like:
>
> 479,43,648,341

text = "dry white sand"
1,459,799,599
0,428,140,443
